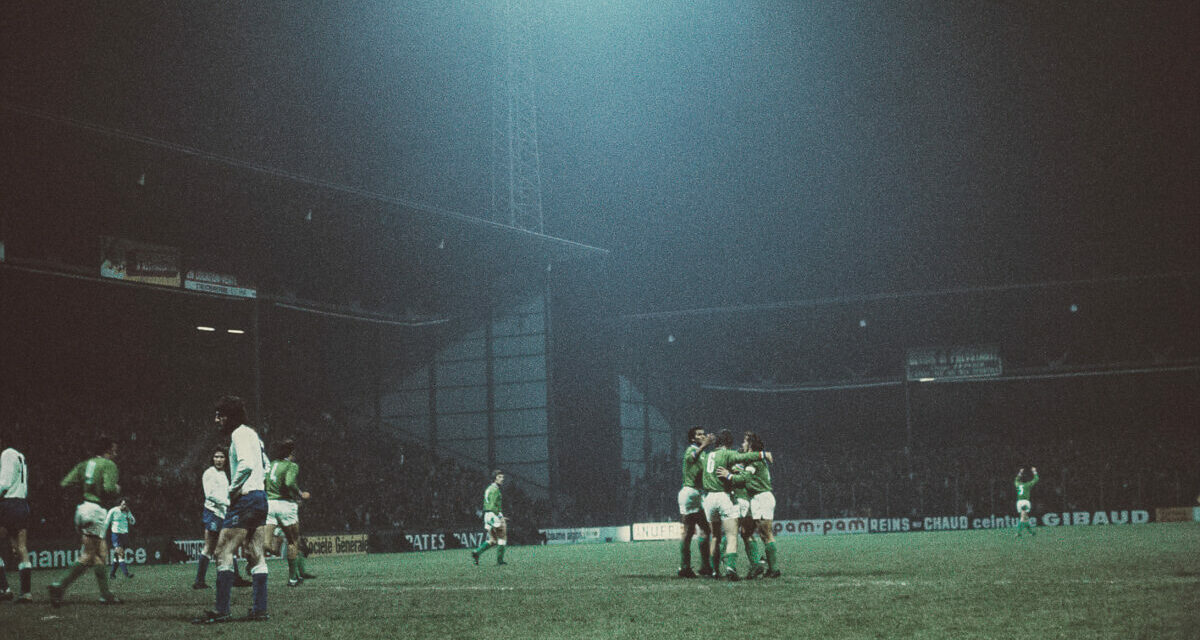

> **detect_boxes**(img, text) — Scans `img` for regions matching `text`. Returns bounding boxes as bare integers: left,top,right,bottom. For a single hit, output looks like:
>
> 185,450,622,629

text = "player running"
48,435,123,607
0,433,33,603
676,427,712,578
193,396,271,624
470,470,508,566
722,431,780,578
259,439,314,587
701,429,773,580
105,499,136,579
1014,467,1039,537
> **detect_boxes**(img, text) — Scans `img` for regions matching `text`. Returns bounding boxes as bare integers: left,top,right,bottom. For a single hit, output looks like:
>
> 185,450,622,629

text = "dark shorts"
110,532,131,548
0,498,31,531
222,491,267,531
202,509,224,533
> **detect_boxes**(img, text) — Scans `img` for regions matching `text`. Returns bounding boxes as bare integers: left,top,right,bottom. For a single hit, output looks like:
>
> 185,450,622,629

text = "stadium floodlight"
227,329,245,335
918,377,935,382
196,326,216,332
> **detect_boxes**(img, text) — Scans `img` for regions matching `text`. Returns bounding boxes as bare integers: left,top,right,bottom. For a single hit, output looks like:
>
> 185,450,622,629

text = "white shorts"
678,486,703,516
484,512,505,531
737,497,751,519
702,492,737,522
75,502,108,537
1016,499,1031,513
749,492,776,521
267,499,300,527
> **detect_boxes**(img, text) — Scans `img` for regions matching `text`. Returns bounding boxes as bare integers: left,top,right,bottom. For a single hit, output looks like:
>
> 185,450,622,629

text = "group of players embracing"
677,427,780,581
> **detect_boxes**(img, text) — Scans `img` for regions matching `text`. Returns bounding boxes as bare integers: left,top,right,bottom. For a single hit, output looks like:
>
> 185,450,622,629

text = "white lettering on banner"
632,522,683,541
868,518,911,533
1039,510,1148,527
773,519,868,536
452,531,488,548
29,547,149,569
405,533,446,551
971,515,1021,529
923,516,969,531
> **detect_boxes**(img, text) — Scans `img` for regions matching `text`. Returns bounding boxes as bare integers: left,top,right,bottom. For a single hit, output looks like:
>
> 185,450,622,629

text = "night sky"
3,1,1197,315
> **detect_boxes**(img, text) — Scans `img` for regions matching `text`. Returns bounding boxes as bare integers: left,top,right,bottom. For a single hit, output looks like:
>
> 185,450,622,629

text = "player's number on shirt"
706,454,717,474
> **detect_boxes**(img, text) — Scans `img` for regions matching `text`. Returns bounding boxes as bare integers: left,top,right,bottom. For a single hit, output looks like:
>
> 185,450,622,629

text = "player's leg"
494,519,508,565
757,519,780,577
0,527,10,599
244,519,270,619
208,526,249,620
7,527,31,601
109,534,122,577
694,514,712,575
195,523,219,588
719,516,741,580
51,505,110,606
472,513,500,563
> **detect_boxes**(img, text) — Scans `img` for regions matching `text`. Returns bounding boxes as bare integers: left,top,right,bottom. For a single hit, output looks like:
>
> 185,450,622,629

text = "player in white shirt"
193,450,230,589
105,499,136,578
0,433,33,603
193,396,271,624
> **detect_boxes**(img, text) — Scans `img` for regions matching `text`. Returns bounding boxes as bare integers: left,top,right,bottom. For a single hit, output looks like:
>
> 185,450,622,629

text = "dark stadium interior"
2,1,1198,556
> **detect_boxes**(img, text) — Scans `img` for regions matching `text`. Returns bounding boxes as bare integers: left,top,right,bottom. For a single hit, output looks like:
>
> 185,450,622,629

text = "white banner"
540,526,631,544
631,521,683,541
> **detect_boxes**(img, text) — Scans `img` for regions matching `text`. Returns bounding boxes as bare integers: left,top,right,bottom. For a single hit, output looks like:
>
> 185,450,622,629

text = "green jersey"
729,463,749,501
483,482,503,514
61,456,119,505
731,459,772,497
266,459,302,501
700,448,764,494
681,444,705,490
1015,473,1039,500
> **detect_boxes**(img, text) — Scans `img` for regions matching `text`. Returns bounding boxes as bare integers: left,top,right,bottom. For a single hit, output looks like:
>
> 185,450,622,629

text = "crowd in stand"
5,399,546,545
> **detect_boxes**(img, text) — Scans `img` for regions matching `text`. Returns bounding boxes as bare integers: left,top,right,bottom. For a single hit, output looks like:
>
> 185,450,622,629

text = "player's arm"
284,465,306,500
60,460,85,488
730,450,772,465
1029,467,1039,485
0,450,14,494
103,462,120,498
126,507,135,526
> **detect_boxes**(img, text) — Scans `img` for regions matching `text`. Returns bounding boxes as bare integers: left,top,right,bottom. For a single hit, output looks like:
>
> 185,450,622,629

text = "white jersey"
106,506,135,534
228,424,268,496
0,447,28,499
202,465,230,517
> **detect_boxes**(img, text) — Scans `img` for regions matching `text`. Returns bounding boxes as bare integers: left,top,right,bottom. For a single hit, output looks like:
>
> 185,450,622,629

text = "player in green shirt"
722,431,780,578
1014,467,1039,537
259,439,314,585
700,429,773,580
471,470,508,565
676,427,712,578
49,435,122,607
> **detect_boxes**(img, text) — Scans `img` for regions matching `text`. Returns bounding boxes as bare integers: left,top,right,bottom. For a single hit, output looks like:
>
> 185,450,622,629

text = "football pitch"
6,523,1197,639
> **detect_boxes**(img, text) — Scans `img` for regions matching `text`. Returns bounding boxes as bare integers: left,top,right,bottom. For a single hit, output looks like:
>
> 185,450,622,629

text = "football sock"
121,561,131,577
196,553,211,584
215,569,234,615
19,562,31,594
680,538,691,568
746,539,759,564
251,570,268,613
57,562,90,589
765,542,777,570
473,541,494,556
297,555,309,575
93,565,113,598
288,558,298,580
497,544,507,563
110,563,117,578
722,552,736,574
0,559,8,590
698,536,711,567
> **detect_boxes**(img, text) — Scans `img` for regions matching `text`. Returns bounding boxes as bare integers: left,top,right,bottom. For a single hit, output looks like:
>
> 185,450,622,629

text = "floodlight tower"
491,0,544,233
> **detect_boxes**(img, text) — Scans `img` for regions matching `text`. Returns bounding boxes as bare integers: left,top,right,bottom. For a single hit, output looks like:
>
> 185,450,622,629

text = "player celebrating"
0,433,33,603
259,439,314,587
48,435,123,607
676,427,712,578
470,470,508,566
1014,467,1039,537
701,429,773,580
722,431,780,578
193,396,271,624
194,449,231,589
105,499,136,579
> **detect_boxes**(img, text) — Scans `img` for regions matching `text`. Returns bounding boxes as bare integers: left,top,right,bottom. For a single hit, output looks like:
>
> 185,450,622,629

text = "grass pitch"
5,523,1198,639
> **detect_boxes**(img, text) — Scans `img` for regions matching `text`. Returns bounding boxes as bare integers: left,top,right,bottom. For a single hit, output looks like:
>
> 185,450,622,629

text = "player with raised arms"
1014,467,1039,537
676,427,712,578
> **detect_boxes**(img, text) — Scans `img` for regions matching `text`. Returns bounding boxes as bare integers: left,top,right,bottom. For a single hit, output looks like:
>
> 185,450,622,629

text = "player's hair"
212,448,226,458
215,395,248,426
716,429,734,448
93,434,117,455
743,431,764,452
275,438,297,459
491,469,504,480
686,426,704,442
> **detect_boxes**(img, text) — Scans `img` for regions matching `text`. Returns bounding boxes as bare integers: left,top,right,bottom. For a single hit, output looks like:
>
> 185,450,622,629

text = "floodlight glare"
196,326,216,332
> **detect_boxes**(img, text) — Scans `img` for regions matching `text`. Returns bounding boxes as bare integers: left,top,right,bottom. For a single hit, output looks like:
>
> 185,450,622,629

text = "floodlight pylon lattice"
491,0,544,233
